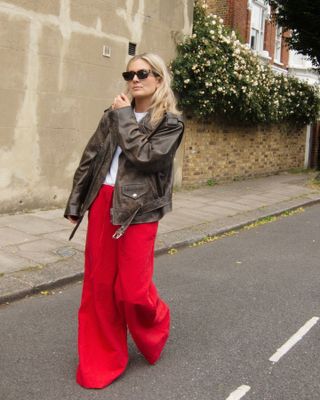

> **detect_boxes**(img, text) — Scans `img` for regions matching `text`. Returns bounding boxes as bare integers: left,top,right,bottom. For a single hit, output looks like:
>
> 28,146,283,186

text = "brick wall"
181,119,306,186
206,0,250,42
206,0,229,21
206,0,289,70
281,30,290,67
231,0,250,43
265,15,290,67
264,19,274,56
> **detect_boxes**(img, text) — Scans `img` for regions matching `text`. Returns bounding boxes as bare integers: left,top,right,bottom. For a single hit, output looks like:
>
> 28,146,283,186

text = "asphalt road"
1,204,320,400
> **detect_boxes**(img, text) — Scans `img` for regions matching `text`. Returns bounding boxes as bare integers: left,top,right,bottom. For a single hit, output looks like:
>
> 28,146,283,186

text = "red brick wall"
205,0,289,70
207,0,250,42
281,30,290,67
267,13,290,67
232,0,250,43
264,19,274,55
206,0,229,19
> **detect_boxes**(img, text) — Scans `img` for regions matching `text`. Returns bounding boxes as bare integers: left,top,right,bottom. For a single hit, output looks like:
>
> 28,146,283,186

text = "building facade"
0,0,194,213
206,0,319,83
205,0,319,170
205,0,290,72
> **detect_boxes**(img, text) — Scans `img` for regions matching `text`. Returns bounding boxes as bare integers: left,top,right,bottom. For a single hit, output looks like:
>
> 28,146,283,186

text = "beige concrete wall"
0,0,194,213
182,120,306,187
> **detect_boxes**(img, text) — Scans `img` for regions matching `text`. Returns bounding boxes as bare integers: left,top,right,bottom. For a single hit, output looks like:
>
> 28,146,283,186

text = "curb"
1,196,320,305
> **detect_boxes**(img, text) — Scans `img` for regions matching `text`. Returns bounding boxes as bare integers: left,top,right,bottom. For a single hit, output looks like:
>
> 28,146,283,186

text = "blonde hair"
126,53,181,126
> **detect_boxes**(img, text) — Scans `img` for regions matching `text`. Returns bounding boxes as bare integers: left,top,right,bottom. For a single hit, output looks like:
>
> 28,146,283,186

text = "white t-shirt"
103,110,147,186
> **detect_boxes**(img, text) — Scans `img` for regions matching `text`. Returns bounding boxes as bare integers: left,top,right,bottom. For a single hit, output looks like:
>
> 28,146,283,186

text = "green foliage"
268,0,320,69
207,178,216,186
171,2,320,125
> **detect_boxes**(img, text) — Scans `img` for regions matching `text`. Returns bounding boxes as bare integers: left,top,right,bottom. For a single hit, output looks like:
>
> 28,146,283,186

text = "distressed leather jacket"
64,106,184,240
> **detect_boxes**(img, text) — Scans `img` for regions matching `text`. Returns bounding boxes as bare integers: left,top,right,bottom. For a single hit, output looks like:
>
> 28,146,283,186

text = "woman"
64,53,184,389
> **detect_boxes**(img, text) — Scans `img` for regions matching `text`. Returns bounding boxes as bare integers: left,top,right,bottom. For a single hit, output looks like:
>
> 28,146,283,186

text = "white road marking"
269,316,319,363
226,385,251,400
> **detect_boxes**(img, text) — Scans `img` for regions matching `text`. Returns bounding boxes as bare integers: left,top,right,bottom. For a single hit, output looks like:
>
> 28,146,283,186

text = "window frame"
249,0,268,53
274,24,282,63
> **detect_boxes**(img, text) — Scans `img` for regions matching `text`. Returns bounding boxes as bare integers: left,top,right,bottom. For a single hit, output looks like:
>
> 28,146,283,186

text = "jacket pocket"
122,184,148,200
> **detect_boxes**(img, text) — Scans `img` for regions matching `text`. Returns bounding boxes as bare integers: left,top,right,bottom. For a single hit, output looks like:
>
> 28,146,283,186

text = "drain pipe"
304,124,312,169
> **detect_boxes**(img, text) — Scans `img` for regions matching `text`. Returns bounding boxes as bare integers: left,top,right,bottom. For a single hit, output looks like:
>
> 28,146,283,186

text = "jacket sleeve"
110,106,184,173
64,111,109,218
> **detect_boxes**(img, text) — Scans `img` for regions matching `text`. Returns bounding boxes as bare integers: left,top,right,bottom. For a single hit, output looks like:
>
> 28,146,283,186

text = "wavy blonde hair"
125,53,181,126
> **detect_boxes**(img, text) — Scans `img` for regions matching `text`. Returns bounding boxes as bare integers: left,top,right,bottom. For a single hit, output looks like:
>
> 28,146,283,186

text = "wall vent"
128,42,136,56
102,45,111,57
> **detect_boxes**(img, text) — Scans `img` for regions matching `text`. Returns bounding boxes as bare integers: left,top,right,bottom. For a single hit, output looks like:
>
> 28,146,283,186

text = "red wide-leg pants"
76,185,170,389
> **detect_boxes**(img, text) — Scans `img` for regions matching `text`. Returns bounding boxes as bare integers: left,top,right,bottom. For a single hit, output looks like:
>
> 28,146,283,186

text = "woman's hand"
112,93,131,110
67,216,79,224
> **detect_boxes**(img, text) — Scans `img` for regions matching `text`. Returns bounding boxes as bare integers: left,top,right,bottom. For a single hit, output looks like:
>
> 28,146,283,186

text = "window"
274,25,282,63
250,1,266,52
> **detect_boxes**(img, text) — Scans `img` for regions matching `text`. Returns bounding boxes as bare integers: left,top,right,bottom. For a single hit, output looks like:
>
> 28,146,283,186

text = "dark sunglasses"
122,69,159,81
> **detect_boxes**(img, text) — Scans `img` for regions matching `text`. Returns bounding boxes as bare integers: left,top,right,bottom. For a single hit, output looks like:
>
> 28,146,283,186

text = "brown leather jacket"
64,106,184,240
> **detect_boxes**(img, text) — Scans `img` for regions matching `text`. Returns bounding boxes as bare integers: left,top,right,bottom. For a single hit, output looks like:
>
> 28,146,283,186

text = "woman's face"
126,59,161,102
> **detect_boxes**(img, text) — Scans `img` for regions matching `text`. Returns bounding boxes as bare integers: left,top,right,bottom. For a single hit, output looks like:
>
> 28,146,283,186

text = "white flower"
219,18,224,24
184,79,190,84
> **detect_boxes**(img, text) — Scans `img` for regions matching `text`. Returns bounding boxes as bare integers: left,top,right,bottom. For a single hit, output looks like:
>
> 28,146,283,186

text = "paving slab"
212,200,253,211
0,227,38,248
43,230,86,252
32,209,65,220
0,215,65,235
0,252,38,274
4,239,68,265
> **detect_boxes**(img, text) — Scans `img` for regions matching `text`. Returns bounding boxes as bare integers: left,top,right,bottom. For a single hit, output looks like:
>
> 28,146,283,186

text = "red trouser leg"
76,185,128,388
116,223,170,365
76,185,170,389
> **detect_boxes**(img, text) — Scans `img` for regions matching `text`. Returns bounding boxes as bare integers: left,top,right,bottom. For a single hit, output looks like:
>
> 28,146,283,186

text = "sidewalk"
1,171,320,304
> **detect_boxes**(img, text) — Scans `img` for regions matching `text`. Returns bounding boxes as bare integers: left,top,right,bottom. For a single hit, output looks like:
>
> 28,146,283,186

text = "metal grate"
128,42,136,56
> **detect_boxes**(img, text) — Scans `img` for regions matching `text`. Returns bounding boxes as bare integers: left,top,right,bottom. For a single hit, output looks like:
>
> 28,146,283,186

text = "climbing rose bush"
171,2,319,125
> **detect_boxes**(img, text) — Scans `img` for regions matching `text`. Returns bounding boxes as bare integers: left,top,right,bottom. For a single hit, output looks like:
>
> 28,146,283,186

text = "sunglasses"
122,69,159,81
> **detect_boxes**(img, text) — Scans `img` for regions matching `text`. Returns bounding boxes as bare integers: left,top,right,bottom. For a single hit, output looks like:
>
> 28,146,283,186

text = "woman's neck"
134,98,151,113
